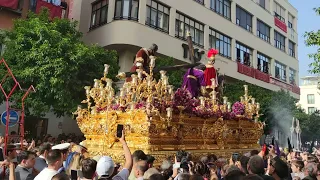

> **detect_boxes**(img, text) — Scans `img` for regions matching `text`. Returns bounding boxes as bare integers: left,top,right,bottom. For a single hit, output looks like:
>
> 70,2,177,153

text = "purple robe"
182,68,206,97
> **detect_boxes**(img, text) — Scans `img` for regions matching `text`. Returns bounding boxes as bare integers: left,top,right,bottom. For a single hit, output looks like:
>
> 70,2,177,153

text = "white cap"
96,156,115,178
52,143,71,150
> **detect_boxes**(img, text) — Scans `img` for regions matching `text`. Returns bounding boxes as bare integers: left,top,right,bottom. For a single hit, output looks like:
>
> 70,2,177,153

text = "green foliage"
1,9,119,117
155,57,185,89
298,110,320,142
304,7,320,74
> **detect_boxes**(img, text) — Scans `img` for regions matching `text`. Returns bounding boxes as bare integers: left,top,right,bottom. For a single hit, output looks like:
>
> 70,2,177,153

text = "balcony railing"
255,69,270,83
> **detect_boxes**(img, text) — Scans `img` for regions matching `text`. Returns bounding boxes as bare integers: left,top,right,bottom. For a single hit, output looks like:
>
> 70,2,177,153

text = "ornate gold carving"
75,62,264,163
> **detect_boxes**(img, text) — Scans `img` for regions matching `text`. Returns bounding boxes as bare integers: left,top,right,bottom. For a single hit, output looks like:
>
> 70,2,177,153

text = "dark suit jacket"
15,166,35,180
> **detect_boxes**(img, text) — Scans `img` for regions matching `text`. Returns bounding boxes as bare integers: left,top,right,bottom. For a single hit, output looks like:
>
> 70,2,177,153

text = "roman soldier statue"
182,64,206,98
130,44,158,73
204,48,219,88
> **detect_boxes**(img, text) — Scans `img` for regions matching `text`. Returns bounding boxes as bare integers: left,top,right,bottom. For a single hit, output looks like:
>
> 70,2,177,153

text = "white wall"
299,85,320,114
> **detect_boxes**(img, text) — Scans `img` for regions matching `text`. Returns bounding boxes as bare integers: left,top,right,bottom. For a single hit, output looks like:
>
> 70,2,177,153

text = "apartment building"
298,76,320,114
73,0,300,98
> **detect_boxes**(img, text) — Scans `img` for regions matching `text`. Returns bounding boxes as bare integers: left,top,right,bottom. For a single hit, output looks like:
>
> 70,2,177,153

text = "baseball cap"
96,156,115,178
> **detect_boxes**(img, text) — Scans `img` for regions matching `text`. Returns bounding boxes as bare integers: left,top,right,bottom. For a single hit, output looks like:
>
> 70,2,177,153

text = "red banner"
255,69,270,83
274,17,287,33
237,62,255,78
0,0,19,9
36,0,62,19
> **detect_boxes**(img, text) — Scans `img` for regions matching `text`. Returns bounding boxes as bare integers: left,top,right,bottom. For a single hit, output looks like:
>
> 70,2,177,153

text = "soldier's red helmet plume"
207,49,219,58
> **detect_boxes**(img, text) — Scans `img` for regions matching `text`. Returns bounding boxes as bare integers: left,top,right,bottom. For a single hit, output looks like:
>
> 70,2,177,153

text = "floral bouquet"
232,101,245,115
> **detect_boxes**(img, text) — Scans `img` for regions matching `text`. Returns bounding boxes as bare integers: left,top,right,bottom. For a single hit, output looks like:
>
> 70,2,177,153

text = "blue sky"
288,0,320,78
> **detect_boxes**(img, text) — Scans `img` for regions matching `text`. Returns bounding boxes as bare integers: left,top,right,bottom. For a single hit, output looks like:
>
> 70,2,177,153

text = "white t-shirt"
112,168,130,180
34,168,58,180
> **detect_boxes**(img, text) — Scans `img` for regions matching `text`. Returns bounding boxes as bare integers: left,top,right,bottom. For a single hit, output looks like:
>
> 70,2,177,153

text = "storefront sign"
182,43,205,62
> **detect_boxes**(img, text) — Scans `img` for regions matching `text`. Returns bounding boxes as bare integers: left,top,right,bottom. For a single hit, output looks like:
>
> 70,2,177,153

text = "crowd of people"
0,130,320,180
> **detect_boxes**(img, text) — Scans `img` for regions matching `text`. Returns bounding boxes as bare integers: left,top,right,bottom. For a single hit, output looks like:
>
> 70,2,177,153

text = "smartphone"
116,124,124,138
71,170,77,180
232,153,239,162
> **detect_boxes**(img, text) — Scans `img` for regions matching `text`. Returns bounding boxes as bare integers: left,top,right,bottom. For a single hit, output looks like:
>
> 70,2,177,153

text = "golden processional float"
74,58,264,163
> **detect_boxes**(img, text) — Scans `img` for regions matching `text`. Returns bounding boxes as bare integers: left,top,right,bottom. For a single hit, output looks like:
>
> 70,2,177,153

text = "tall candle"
167,107,173,118
85,86,91,95
227,102,231,112
211,78,216,88
106,79,112,87
147,78,152,87
256,103,260,109
160,70,166,79
94,79,99,88
240,96,244,102
120,88,124,97
104,64,110,74
108,91,113,98
136,69,143,79
212,92,216,101
244,85,248,92
130,103,135,111
168,85,173,95
200,97,205,107
251,98,255,105
223,97,228,105
131,75,137,85
163,77,168,86
149,56,156,67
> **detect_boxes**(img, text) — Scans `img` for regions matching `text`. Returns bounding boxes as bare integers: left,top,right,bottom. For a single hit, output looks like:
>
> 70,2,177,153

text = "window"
289,40,295,57
146,0,169,33
210,0,231,20
257,20,270,43
274,2,285,22
90,0,109,29
258,0,265,8
289,68,296,85
288,14,294,29
194,0,204,5
307,94,315,104
274,31,285,51
308,107,316,114
209,28,231,58
236,6,252,32
115,0,139,20
175,13,204,47
275,61,286,81
257,53,269,74
236,42,252,66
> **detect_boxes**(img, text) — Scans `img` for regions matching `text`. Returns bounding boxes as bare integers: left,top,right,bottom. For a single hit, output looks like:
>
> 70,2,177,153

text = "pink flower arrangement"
232,101,245,115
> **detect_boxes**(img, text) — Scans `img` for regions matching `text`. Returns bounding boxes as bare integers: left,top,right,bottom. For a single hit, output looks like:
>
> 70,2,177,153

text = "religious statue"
204,49,219,88
182,64,206,98
130,44,158,73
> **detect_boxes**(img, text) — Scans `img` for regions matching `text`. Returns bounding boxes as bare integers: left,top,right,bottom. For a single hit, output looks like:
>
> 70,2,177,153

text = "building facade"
75,0,300,98
299,76,320,114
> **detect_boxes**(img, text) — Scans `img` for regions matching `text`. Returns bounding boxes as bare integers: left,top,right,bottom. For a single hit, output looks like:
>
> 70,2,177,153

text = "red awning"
0,0,19,10
36,0,62,19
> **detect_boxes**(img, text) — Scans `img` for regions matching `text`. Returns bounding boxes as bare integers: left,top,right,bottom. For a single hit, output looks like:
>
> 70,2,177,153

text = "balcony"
255,69,270,83
270,77,300,95
237,62,255,78
274,17,287,33
0,0,23,12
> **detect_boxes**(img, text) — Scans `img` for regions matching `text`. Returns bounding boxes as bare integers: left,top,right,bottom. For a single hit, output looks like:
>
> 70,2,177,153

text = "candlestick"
256,103,260,109
244,85,248,92
149,56,156,67
160,70,166,79
168,85,173,95
77,105,81,111
94,79,99,88
163,76,168,86
166,107,173,118
104,64,110,75
130,103,135,111
251,98,255,105
147,78,152,87
108,91,113,99
211,78,216,88
227,102,231,112
91,107,97,115
223,97,228,105
200,97,205,107
212,91,216,101
84,86,91,96
131,74,137,85
240,96,244,102
120,88,124,97
106,79,112,88
136,69,143,79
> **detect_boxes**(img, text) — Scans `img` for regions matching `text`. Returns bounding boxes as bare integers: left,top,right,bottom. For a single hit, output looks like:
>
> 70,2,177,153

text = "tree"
1,10,119,117
155,57,185,89
304,7,320,75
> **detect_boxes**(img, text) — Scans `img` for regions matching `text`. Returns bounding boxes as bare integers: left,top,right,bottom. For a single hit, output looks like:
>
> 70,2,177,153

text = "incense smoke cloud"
268,104,294,147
